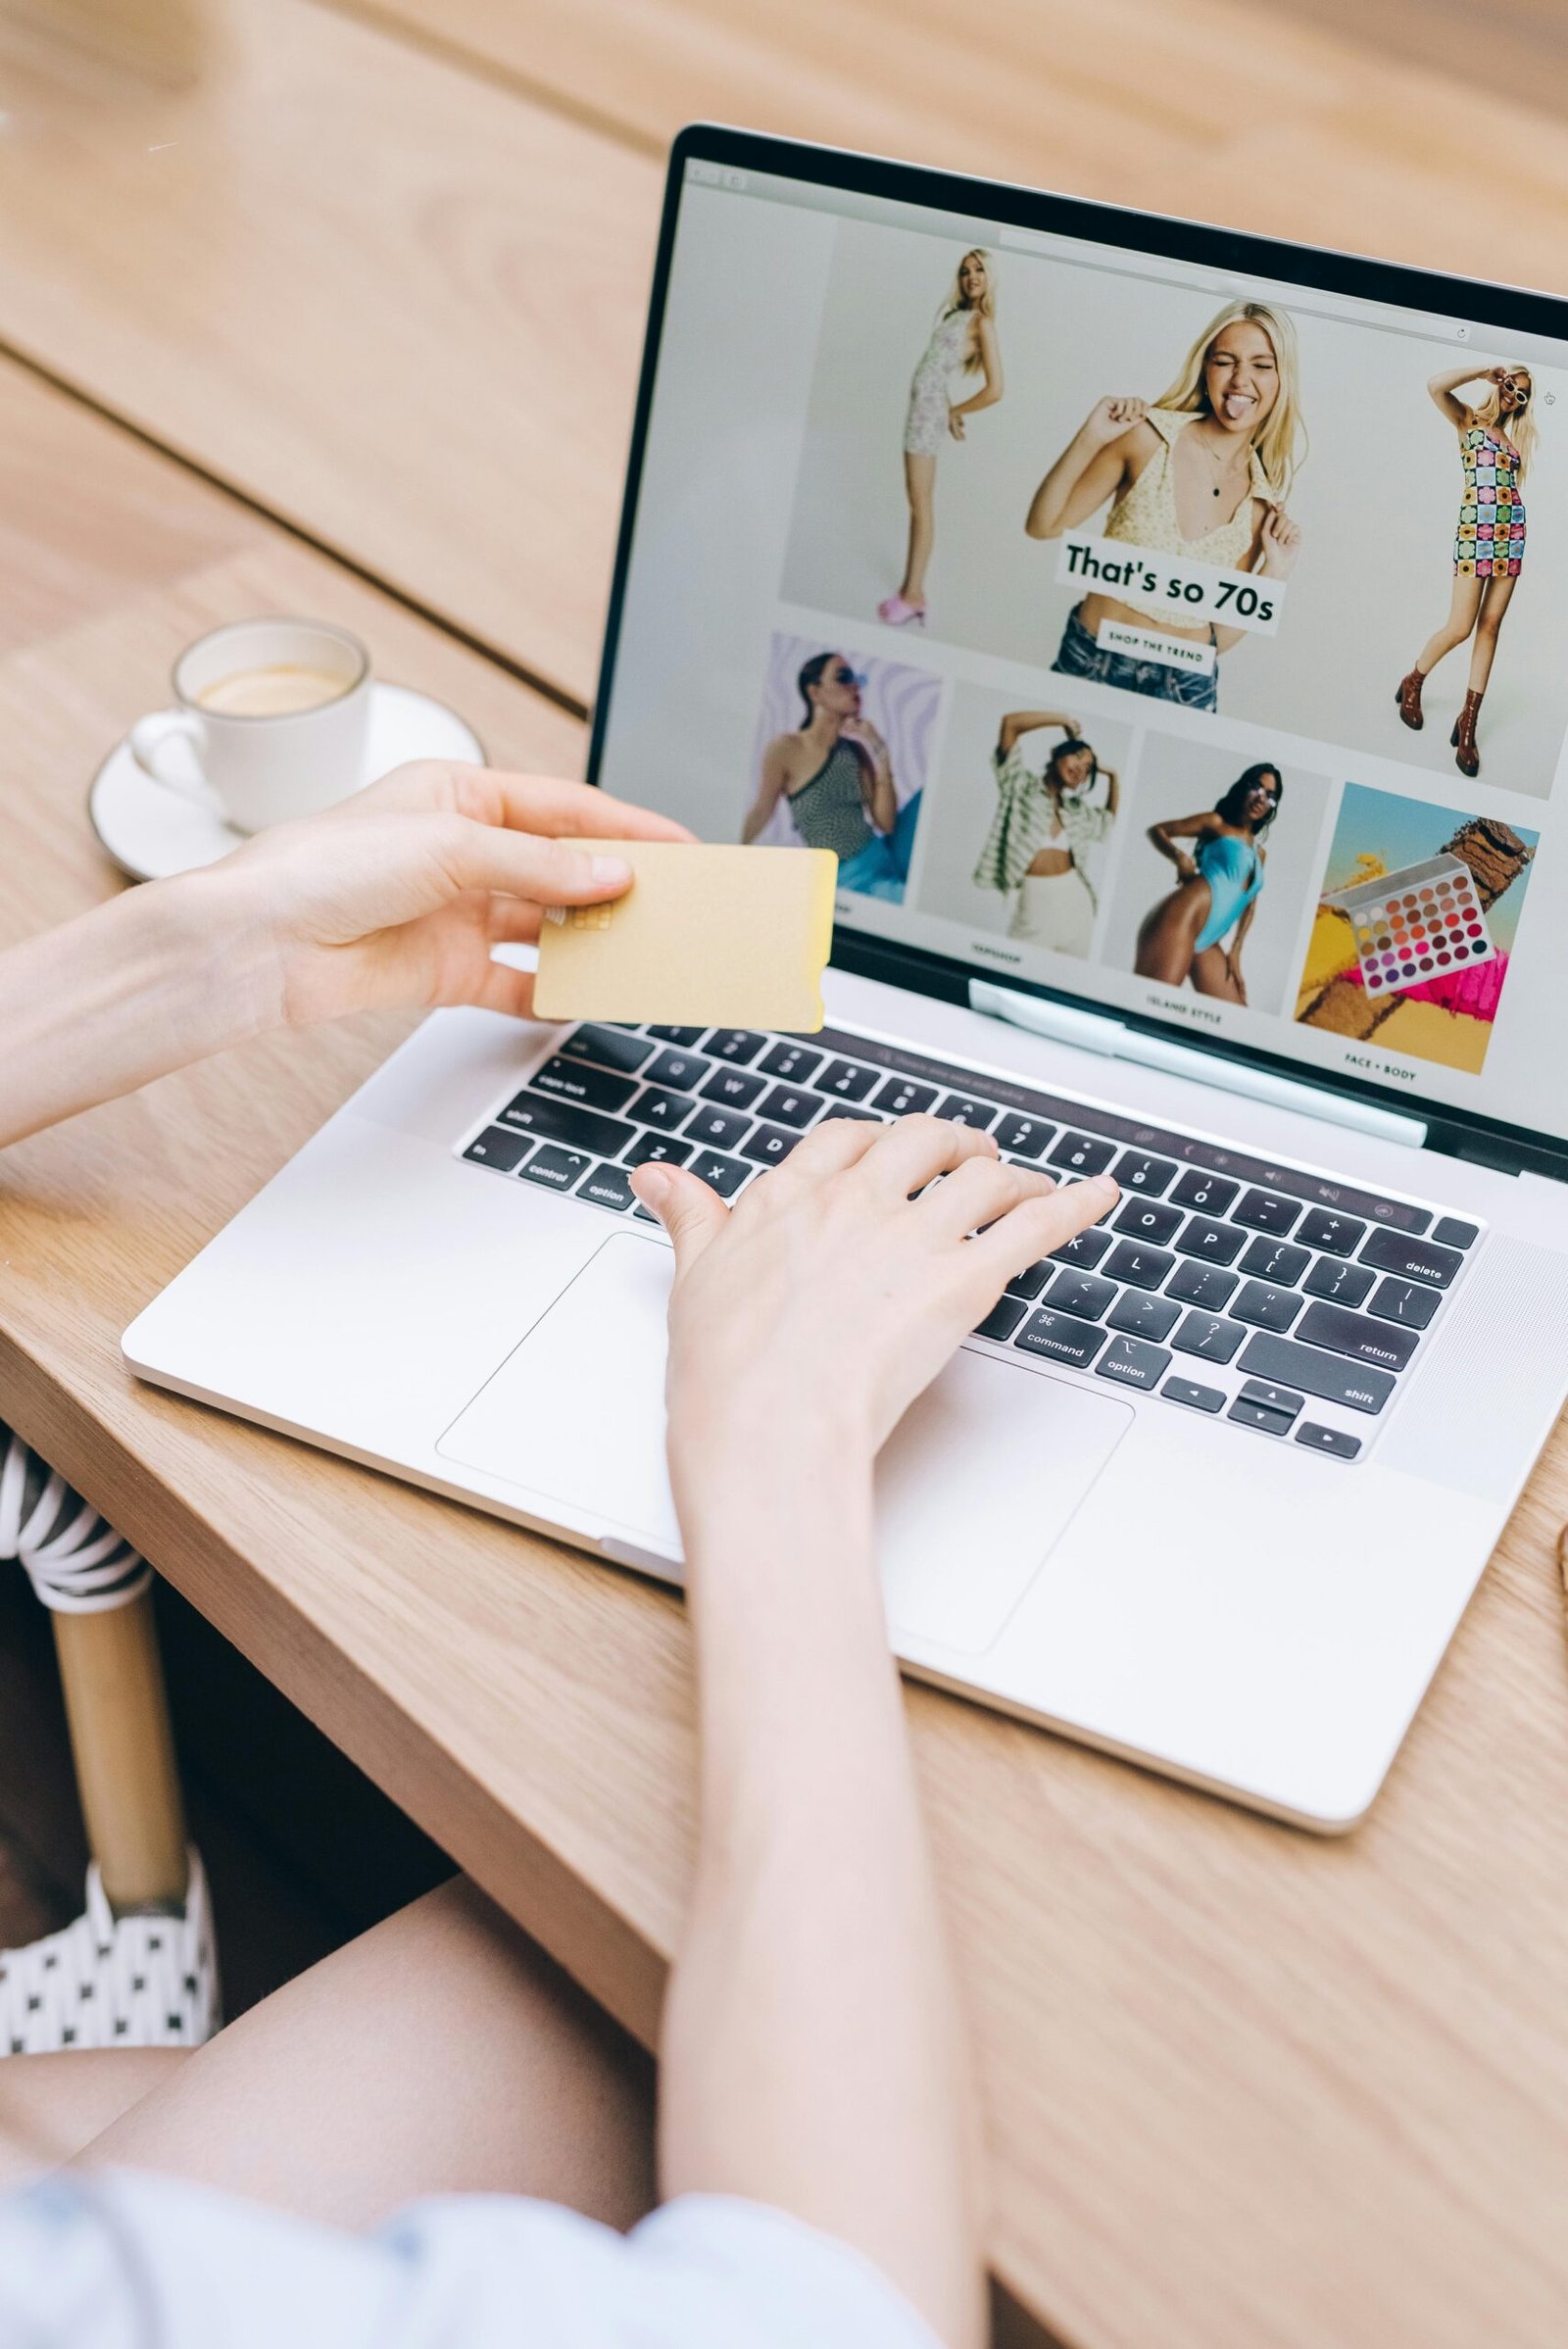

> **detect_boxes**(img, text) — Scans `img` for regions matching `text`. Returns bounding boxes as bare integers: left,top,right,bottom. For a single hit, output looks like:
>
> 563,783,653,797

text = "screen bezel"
587,121,1568,1180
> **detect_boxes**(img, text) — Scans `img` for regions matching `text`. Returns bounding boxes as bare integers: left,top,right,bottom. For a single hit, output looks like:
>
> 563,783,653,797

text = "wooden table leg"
50,1590,189,1915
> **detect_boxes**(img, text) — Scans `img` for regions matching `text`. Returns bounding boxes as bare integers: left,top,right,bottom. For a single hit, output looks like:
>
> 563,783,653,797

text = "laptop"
123,127,1568,1831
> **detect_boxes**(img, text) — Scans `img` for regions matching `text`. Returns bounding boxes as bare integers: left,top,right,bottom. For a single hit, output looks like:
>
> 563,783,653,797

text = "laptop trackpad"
438,1231,1132,1654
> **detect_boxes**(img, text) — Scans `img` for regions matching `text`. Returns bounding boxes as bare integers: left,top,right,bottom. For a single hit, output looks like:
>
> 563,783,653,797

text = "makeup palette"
1325,855,1495,999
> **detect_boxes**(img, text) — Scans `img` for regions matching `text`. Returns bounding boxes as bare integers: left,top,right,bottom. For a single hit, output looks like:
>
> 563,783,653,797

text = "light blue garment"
0,2172,942,2349
1192,832,1262,954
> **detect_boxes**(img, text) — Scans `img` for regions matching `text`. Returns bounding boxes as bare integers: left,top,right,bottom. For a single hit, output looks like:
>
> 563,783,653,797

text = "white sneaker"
0,1849,219,2055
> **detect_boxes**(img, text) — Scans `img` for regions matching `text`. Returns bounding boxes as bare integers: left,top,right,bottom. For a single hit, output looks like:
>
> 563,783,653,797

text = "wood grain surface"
4,349,1568,2347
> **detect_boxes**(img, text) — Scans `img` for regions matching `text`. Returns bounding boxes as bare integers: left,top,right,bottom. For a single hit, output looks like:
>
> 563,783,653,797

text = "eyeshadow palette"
1326,854,1495,999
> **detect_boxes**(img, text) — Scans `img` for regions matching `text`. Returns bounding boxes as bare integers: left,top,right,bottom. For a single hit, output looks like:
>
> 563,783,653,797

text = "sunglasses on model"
1501,374,1532,404
827,665,862,687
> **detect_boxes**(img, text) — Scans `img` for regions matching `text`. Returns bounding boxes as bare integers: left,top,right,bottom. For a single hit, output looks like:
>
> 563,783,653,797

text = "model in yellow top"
1025,301,1306,710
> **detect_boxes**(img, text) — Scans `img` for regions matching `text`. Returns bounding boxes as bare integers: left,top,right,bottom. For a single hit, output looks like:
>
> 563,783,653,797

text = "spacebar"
1237,1333,1396,1415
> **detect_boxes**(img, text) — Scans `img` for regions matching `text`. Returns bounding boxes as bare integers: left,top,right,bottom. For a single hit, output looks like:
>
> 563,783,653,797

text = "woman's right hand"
632,1117,1118,1492
1082,395,1146,447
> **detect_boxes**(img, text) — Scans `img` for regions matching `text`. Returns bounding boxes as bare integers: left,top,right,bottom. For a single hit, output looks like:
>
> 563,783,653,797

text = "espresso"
195,663,351,717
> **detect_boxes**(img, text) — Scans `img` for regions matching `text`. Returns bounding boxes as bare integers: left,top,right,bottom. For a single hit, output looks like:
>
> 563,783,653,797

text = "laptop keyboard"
458,1020,1483,1465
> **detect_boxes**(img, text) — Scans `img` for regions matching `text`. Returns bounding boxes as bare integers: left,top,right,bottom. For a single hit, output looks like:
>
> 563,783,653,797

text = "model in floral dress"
877,249,1003,629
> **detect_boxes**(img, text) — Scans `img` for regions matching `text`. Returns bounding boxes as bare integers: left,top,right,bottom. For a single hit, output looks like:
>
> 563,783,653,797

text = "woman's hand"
632,1115,1118,1489
841,715,890,771
1081,394,1146,446
1224,952,1248,1003
209,759,692,1030
1258,504,1302,578
947,407,967,441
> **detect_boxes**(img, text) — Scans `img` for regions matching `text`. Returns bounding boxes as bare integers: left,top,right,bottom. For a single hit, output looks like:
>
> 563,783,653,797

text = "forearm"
0,872,273,1148
661,1440,984,2349
1025,435,1094,537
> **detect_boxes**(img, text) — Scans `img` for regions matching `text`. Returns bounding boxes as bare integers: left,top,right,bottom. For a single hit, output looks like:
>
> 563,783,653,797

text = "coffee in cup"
193,664,356,719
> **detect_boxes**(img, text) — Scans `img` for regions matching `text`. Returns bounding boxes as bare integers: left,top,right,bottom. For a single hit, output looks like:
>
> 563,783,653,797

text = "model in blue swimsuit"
1135,762,1282,1004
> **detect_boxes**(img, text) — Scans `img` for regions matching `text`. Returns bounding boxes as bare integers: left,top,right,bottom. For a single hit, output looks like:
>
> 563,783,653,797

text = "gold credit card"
532,841,838,1031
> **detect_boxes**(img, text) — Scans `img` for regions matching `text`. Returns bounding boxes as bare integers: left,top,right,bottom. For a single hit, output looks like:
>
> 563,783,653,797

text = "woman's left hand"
1258,504,1302,577
841,716,889,767
947,407,966,441
209,759,692,1030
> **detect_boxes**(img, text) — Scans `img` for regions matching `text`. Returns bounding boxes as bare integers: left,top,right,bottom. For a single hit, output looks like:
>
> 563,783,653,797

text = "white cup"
129,617,372,833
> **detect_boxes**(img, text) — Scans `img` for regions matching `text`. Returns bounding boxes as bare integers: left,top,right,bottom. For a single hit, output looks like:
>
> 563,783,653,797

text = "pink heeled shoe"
876,593,926,628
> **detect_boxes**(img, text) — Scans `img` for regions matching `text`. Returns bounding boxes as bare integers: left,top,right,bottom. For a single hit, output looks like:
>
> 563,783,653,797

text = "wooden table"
4,7,1568,2344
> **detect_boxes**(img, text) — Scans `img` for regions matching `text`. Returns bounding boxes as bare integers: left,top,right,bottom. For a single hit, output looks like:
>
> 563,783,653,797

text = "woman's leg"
69,1877,656,2233
899,453,936,603
1135,882,1209,986
1416,576,1484,676
1466,574,1517,694
1189,943,1245,1003
0,2049,186,2189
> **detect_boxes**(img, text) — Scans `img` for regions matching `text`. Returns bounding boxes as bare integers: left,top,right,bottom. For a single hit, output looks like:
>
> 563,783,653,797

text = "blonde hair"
939,248,995,376
1155,300,1306,498
1472,367,1538,483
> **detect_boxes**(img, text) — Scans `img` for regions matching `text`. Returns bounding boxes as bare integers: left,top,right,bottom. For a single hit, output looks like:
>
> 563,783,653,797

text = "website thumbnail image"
780,218,1567,801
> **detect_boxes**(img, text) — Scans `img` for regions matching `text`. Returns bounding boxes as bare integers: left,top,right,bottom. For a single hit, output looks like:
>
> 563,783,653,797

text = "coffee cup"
129,617,372,833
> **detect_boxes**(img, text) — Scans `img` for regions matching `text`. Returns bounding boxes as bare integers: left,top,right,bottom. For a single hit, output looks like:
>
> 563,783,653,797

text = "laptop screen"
592,134,1568,1152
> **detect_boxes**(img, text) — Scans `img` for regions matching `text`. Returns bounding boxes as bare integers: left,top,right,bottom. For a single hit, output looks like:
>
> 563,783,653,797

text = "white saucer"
88,681,487,882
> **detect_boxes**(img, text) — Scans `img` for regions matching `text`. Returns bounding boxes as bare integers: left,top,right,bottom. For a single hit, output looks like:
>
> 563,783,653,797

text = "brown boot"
1395,667,1426,729
1450,690,1483,778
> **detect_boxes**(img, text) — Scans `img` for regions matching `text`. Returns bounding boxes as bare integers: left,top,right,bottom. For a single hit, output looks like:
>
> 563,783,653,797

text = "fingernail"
589,854,632,889
632,1165,671,1209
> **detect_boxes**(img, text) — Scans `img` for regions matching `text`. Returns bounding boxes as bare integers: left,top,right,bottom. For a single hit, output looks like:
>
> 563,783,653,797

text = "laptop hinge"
968,980,1429,1151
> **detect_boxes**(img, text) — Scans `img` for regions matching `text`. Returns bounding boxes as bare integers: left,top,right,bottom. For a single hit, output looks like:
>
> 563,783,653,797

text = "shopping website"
595,161,1568,1140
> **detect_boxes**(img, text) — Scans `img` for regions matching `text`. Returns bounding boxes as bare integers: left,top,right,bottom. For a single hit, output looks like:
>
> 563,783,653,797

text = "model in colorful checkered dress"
1395,364,1539,777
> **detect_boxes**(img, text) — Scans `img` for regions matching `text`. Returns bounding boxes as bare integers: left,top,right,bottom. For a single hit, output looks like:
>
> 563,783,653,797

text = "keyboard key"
1295,1421,1362,1459
1108,1290,1181,1343
1236,1333,1395,1414
701,1065,767,1112
1239,1379,1304,1420
1358,1229,1464,1289
1368,1276,1442,1333
463,1126,532,1174
1115,1199,1183,1247
627,1086,696,1130
1169,1169,1238,1216
1238,1238,1309,1288
1297,1208,1366,1257
623,1131,694,1169
1175,1215,1245,1266
559,1024,655,1075
1231,1281,1301,1333
742,1122,805,1166
532,1055,638,1112
1432,1216,1479,1251
816,1058,879,1101
1304,1256,1375,1307
1162,1377,1225,1413
704,1029,766,1064
1015,1309,1106,1368
685,1103,753,1151
1005,1259,1053,1301
1166,1261,1238,1311
873,1076,937,1116
973,1296,1028,1344
1296,1299,1418,1373
647,1024,707,1048
936,1093,997,1130
995,1112,1055,1158
575,1160,637,1211
1049,1131,1117,1176
501,1094,633,1159
645,1047,710,1092
1048,1271,1116,1322
1234,1189,1301,1237
1172,1311,1245,1364
1096,1335,1170,1391
1112,1150,1177,1196
758,1041,822,1083
758,1084,819,1129
1103,1241,1174,1292
1228,1398,1295,1436
687,1150,750,1199
519,1144,592,1191
1052,1225,1112,1269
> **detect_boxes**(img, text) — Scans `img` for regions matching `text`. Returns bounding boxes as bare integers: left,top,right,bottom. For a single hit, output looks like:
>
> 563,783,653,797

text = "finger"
964,1173,1119,1295
850,1111,998,1197
430,813,636,906
630,1161,729,1276
468,957,536,1019
763,1112,894,1192
911,1152,1055,1243
486,895,545,945
484,774,694,845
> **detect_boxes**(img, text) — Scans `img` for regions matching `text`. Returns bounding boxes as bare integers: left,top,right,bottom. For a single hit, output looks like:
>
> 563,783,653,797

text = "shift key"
1237,1332,1396,1415
500,1092,634,1158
